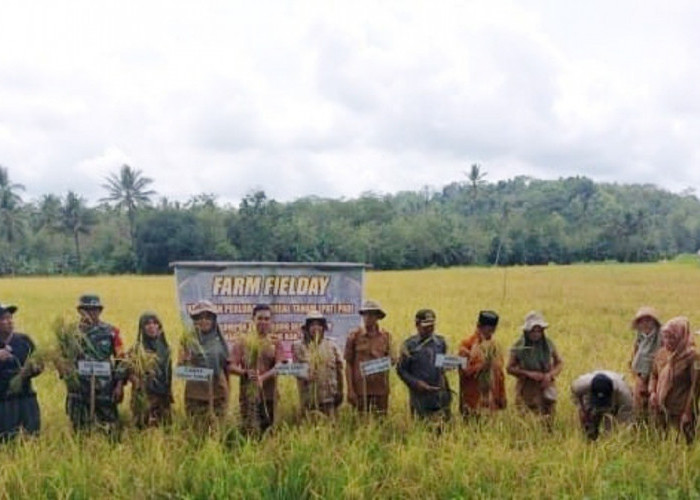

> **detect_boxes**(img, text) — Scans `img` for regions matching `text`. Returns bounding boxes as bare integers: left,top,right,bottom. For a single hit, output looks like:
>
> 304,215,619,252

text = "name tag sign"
435,354,467,370
175,366,213,381
275,363,309,378
360,357,392,376
77,361,112,377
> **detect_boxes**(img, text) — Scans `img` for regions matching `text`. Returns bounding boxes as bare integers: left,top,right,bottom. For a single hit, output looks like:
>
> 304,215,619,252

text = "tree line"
1,164,699,275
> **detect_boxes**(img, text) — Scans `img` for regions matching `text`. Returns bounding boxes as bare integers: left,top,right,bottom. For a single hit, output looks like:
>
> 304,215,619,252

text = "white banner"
175,365,214,381
275,362,309,378
360,356,392,376
435,354,467,370
77,360,112,377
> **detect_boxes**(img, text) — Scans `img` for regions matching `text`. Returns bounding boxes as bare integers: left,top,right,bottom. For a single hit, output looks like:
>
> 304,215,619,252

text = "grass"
1,263,700,498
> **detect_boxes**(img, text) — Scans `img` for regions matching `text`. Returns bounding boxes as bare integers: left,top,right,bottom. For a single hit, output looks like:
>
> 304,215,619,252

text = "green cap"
415,308,436,326
77,294,103,310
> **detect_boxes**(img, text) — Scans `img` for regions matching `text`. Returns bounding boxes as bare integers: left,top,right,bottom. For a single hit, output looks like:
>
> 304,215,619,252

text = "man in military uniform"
344,300,395,415
397,309,452,419
65,294,125,433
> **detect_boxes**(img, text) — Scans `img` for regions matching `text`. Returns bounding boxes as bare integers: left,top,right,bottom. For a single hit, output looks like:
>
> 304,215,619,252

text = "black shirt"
0,333,37,400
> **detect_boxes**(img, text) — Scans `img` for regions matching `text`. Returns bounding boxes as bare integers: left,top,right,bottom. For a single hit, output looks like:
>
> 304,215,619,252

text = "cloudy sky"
1,0,699,204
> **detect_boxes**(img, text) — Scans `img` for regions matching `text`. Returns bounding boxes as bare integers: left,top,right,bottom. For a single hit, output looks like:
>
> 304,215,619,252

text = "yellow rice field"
1,262,699,498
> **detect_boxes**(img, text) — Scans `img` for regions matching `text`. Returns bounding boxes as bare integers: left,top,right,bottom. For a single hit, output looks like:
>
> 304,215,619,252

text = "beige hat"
189,300,218,318
631,306,661,328
522,311,548,332
304,310,328,329
359,300,386,319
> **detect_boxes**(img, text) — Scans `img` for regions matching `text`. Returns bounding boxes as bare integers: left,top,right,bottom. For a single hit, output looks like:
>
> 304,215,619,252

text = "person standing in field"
458,310,506,417
344,300,395,415
292,310,343,416
648,316,699,444
629,306,662,420
126,312,173,428
507,311,563,420
179,300,231,422
65,294,126,434
571,371,633,441
397,309,452,420
229,304,284,435
0,302,43,441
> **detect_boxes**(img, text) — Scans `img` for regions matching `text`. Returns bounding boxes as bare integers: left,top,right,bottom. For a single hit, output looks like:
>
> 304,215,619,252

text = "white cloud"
1,0,699,204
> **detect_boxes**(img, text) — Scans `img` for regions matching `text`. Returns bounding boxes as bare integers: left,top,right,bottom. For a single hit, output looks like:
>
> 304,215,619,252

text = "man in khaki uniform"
229,304,284,434
344,300,395,414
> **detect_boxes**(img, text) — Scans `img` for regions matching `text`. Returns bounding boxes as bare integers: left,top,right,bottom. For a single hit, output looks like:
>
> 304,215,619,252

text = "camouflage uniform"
66,295,124,433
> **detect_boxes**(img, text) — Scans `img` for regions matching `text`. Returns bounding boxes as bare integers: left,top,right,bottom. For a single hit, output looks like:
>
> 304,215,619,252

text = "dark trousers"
0,395,41,441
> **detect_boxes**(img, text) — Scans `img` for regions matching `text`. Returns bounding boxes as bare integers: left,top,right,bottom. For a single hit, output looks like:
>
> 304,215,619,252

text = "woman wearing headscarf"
649,317,699,443
292,311,344,416
629,306,662,419
458,310,506,417
127,312,172,428
178,300,231,420
507,311,563,418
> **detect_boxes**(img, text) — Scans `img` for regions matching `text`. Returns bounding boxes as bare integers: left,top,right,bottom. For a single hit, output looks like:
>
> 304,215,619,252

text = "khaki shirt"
231,336,284,402
344,326,395,396
292,338,343,407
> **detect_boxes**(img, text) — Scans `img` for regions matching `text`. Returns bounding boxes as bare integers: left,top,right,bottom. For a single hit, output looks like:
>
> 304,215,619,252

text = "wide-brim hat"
522,311,548,332
77,294,103,310
631,306,661,328
189,300,218,318
359,300,386,319
590,373,613,408
0,303,18,316
304,310,328,329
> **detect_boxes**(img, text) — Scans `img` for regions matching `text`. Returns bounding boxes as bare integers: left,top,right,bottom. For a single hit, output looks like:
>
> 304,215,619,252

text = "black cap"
478,310,499,327
590,373,613,408
0,303,17,316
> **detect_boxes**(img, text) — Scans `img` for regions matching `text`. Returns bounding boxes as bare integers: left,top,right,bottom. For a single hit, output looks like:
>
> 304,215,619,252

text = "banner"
172,261,365,358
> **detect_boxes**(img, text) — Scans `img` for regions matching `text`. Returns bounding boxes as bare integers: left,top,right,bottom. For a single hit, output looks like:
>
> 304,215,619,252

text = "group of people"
0,296,697,443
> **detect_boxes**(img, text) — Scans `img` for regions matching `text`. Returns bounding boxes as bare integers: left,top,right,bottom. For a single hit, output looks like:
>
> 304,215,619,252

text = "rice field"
1,262,700,499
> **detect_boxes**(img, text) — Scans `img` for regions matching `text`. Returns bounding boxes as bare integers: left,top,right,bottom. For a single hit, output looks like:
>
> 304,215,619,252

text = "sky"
1,0,699,205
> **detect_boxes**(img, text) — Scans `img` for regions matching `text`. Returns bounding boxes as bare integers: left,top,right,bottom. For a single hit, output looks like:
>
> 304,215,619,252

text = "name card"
175,366,213,381
275,363,310,378
435,354,467,370
360,356,392,376
77,361,112,377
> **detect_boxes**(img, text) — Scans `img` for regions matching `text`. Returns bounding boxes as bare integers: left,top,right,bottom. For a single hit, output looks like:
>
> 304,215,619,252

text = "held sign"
360,356,392,377
77,361,112,377
275,363,309,378
175,366,214,381
435,354,467,370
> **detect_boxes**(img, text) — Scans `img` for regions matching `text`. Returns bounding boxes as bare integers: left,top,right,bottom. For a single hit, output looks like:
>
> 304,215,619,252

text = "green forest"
1,164,699,275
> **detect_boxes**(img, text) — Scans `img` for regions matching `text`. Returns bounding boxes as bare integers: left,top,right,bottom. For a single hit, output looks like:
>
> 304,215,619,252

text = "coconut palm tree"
465,163,487,199
58,191,96,271
101,164,156,267
0,167,27,269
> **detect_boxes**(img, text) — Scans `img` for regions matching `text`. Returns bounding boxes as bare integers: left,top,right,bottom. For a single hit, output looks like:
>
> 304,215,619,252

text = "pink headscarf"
656,316,696,409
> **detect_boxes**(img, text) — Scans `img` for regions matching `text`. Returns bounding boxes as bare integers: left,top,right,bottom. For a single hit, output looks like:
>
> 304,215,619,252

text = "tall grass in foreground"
0,263,699,498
